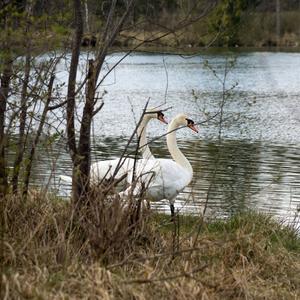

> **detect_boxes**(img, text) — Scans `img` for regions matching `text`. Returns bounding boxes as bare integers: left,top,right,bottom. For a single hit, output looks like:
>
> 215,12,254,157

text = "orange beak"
158,115,168,124
188,124,199,133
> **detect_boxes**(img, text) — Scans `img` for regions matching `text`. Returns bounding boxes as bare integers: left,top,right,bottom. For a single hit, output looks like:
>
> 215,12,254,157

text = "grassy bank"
1,192,300,299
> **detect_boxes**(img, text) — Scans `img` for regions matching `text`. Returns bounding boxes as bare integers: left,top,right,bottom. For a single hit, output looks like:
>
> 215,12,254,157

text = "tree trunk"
0,55,12,197
72,59,96,204
67,0,83,163
66,0,85,206
11,0,33,194
22,74,55,197
276,0,281,47
69,0,135,208
12,53,31,194
84,0,90,33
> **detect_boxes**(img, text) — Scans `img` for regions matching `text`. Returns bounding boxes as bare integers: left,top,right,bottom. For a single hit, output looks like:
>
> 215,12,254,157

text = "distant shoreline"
107,45,300,56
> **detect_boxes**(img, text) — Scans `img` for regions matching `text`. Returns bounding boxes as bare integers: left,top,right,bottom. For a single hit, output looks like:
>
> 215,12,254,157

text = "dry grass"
1,191,300,299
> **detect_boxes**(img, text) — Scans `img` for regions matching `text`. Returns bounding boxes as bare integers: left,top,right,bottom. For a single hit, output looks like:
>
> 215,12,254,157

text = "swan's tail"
58,175,72,183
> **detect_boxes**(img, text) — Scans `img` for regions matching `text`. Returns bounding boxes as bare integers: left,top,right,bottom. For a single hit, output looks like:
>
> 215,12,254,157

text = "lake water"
26,51,300,224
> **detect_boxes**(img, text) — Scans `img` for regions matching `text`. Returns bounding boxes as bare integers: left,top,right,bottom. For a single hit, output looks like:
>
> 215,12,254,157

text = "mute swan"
121,113,198,216
89,108,167,187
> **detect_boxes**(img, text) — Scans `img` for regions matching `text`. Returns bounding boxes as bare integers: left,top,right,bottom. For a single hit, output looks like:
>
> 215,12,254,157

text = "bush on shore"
1,191,300,299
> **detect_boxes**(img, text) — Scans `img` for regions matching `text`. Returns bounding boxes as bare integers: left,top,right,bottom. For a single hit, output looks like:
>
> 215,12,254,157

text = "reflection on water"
9,51,300,224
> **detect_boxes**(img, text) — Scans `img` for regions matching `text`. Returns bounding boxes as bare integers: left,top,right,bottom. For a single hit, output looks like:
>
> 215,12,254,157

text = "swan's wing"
147,159,191,200
90,159,116,182
58,175,72,183
125,159,190,201
90,158,134,184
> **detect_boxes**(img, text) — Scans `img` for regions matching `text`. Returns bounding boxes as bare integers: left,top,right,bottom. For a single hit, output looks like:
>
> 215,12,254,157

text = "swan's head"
145,108,168,124
174,113,199,133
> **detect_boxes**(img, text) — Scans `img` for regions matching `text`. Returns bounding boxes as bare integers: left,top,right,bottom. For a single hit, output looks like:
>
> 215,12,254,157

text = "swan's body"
129,159,191,201
89,109,167,187
90,157,133,187
121,114,198,214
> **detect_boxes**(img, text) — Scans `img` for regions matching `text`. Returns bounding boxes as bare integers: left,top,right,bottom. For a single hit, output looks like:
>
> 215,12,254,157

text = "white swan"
121,113,198,216
89,108,167,187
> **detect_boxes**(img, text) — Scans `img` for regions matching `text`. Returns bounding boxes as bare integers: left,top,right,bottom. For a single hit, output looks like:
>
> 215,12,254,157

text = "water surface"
24,51,300,223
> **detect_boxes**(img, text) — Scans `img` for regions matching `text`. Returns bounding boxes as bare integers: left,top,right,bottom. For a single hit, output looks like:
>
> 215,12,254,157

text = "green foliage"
90,0,178,22
0,0,72,55
51,24,70,36
134,0,178,17
210,0,261,46
44,131,64,147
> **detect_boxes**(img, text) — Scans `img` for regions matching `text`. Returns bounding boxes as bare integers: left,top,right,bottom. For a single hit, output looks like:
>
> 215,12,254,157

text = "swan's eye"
157,111,164,118
157,111,168,124
186,118,199,133
186,118,194,125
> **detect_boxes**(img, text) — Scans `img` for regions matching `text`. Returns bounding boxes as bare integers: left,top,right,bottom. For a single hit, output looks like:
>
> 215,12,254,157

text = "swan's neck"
167,120,193,179
137,116,154,160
